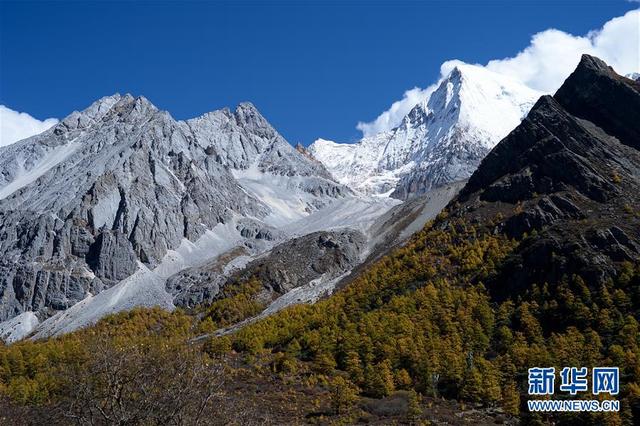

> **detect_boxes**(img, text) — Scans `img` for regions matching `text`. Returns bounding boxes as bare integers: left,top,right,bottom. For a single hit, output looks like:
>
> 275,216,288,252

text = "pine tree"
501,381,520,415
313,352,336,374
406,389,423,424
329,376,359,415
365,361,395,398
344,351,364,384
395,368,412,390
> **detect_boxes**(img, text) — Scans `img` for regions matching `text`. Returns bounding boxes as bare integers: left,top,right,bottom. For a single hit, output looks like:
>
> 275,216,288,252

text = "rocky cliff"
0,95,349,326
456,54,640,301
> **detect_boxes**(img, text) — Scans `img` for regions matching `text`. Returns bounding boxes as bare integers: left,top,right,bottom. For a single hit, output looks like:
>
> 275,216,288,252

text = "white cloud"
0,105,58,147
486,10,640,92
356,85,436,137
357,9,640,137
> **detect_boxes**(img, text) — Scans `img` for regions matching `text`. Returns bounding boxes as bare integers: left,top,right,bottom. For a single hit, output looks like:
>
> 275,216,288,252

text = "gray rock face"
164,217,285,309
0,94,348,323
184,103,334,179
231,229,366,295
235,217,284,242
86,231,138,283
0,259,101,320
167,229,367,309
390,133,488,199
165,246,249,310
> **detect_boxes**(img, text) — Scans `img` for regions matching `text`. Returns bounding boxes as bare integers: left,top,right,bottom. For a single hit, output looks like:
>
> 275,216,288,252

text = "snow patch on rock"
0,140,81,200
0,311,39,343
32,263,173,339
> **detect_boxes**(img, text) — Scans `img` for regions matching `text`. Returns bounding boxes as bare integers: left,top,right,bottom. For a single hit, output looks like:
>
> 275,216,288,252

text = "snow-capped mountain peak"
439,63,541,139
309,63,543,198
626,72,640,82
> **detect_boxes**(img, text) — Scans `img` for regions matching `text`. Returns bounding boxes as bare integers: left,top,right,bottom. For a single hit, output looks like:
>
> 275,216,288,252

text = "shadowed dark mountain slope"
455,54,640,302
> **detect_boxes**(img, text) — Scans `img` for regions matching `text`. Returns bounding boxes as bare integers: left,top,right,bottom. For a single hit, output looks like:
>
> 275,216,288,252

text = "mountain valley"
0,55,638,425
0,91,464,343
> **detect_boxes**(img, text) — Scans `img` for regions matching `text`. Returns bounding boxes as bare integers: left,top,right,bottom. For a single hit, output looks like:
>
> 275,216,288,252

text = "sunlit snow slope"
310,63,542,199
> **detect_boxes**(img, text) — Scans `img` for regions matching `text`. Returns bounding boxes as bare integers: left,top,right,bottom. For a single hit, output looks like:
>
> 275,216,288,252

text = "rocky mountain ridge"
0,94,353,337
454,54,640,301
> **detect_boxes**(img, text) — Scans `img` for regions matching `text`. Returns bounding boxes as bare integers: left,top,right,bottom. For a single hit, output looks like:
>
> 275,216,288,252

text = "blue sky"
1,0,638,146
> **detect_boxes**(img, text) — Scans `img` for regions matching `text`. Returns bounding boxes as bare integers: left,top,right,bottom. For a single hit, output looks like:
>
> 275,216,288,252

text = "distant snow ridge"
626,72,640,82
310,63,542,199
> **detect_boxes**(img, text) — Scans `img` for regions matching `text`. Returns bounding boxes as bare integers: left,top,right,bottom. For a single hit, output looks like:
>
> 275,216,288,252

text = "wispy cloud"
356,85,436,137
356,10,640,137
0,105,58,147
